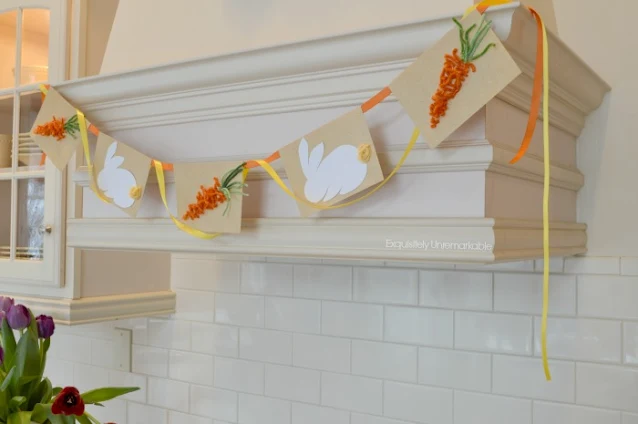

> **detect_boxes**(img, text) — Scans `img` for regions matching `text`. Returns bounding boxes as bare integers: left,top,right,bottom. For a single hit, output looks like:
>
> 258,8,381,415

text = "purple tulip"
36,315,55,339
7,304,31,330
0,296,14,314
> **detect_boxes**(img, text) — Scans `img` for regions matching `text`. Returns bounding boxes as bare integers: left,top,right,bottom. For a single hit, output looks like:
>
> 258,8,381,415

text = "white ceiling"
0,9,50,36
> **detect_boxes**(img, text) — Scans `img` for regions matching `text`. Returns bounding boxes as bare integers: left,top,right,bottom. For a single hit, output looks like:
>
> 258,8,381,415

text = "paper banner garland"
30,88,84,170
279,109,384,216
174,161,247,234
93,133,152,217
390,9,521,148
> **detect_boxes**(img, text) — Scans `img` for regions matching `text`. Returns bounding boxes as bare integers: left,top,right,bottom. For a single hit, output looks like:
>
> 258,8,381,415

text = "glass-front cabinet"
0,1,66,289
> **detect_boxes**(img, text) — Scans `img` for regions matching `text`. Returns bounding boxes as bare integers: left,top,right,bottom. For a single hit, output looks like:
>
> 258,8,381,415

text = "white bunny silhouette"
299,137,368,203
97,142,137,208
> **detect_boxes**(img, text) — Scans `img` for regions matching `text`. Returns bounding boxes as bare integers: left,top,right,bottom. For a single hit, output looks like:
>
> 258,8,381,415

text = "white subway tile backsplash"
321,372,383,414
57,254,638,424
265,364,320,403
419,270,492,310
147,318,192,350
292,334,351,373
169,411,214,424
621,258,638,276
578,276,638,319
384,306,453,347
624,322,638,365
533,401,621,424
351,414,413,424
624,414,638,424
172,257,241,292
129,402,168,424
266,297,321,334
353,267,418,305
191,322,239,357
241,262,293,296
383,381,453,424
577,363,638,412
169,350,214,385
535,258,565,273
132,345,169,377
293,265,352,300
148,377,190,413
352,340,417,382
454,391,531,424
109,370,147,403
190,385,238,422
239,394,291,424
174,289,216,322
215,294,265,327
533,317,622,362
564,257,620,275
215,357,265,395
418,347,491,392
492,355,575,402
494,273,576,315
292,404,349,424
240,328,292,365
455,311,532,354
322,301,383,340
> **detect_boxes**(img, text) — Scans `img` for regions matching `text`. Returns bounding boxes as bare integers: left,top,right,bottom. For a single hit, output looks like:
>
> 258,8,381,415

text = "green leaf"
8,396,26,410
47,414,74,424
81,386,139,404
75,415,92,424
28,377,52,410
6,411,31,424
0,366,16,391
1,319,16,371
13,329,40,393
31,403,51,423
52,387,62,397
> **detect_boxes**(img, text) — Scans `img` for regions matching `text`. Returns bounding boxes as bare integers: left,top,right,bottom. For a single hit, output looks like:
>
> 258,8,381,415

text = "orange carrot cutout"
429,17,496,128
34,114,80,141
182,163,247,220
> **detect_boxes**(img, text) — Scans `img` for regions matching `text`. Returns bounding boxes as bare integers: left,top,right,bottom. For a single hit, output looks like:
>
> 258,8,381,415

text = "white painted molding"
73,142,584,191
12,291,176,326
67,217,586,264
54,4,608,138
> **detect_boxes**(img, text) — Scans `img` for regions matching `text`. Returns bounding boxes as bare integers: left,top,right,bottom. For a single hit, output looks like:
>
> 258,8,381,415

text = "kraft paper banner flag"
93,133,152,217
279,109,384,217
30,87,84,170
390,9,521,148
174,161,246,234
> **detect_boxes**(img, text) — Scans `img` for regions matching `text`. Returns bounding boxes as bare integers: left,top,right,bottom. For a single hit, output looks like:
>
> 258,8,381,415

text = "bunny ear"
105,142,118,161
298,137,310,178
308,142,324,171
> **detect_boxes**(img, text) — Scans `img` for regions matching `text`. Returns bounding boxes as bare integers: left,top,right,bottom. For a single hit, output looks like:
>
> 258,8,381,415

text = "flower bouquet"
0,297,138,424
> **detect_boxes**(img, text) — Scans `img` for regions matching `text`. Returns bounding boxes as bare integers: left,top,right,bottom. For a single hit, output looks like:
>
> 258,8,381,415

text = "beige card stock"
390,9,521,148
30,87,83,170
279,109,384,217
174,161,245,234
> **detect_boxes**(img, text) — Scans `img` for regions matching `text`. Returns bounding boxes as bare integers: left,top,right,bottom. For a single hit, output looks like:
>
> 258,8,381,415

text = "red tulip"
51,387,85,416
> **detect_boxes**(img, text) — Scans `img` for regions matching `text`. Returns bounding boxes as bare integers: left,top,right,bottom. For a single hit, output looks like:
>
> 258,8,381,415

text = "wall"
85,0,119,77
48,254,638,424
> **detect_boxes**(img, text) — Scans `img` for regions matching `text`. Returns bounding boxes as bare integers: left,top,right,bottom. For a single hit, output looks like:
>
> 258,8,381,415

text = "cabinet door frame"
0,0,68,289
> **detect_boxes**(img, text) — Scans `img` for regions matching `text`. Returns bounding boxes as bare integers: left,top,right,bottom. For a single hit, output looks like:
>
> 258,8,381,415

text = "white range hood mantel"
62,4,608,264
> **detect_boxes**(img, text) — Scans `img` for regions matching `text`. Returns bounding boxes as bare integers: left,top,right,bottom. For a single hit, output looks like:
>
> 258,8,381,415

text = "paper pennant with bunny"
279,109,384,217
93,133,152,217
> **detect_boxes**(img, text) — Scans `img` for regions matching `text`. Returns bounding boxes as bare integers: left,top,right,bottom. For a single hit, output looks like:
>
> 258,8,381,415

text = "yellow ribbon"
539,12,551,381
255,127,420,210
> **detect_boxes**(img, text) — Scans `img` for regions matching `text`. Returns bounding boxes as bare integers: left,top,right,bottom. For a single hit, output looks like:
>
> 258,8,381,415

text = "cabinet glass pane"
0,180,11,259
0,95,13,173
16,178,44,260
18,91,43,171
19,9,49,86
0,11,17,89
